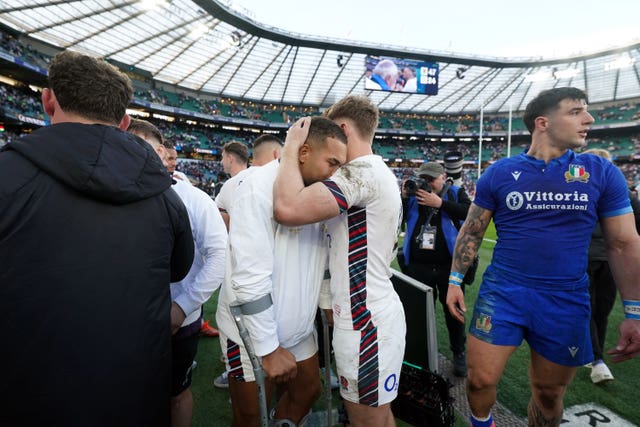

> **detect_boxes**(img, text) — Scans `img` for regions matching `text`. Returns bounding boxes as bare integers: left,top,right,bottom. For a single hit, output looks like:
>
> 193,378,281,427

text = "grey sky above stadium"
0,0,638,114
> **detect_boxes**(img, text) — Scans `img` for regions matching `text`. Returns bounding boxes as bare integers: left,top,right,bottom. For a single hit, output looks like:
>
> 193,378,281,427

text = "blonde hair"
324,95,379,141
583,148,611,161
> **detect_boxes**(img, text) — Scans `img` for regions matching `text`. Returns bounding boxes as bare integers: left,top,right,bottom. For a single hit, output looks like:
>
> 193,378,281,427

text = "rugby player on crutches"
231,301,335,427
215,117,348,426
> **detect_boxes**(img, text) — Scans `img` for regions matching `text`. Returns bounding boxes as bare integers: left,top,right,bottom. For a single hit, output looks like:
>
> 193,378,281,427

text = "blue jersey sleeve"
599,161,632,218
473,162,497,211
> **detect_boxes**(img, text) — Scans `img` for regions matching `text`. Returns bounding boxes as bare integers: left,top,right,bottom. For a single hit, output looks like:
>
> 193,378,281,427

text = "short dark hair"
324,95,378,141
127,118,172,148
48,50,133,125
252,134,283,150
222,141,249,165
306,116,347,147
523,87,588,134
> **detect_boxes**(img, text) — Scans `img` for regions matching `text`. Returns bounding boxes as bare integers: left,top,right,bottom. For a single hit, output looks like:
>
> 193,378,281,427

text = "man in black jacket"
584,148,640,384
0,51,194,426
400,162,472,377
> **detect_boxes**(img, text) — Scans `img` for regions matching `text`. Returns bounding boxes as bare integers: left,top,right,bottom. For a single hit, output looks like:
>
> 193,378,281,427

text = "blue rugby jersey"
474,149,631,288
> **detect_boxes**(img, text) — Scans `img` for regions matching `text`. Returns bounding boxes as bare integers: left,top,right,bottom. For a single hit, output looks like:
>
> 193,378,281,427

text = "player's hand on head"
284,116,311,154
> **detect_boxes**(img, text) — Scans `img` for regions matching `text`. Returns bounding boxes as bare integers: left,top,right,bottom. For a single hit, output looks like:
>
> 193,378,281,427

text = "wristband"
449,272,464,287
622,300,640,320
450,271,464,280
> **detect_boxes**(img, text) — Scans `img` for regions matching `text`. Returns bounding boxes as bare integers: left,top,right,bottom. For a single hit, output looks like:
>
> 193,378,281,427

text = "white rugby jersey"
216,160,329,356
322,155,404,330
215,166,255,213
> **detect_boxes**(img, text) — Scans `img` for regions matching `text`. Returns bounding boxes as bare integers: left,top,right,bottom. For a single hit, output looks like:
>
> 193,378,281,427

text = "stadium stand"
1,27,640,197
2,9,640,426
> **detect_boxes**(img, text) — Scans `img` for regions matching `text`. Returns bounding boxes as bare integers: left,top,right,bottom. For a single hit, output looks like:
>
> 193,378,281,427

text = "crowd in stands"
3,28,640,199
175,159,222,197
1,71,640,198
0,31,50,69
2,77,640,191
171,154,640,203
134,87,537,134
134,88,319,124
0,83,44,120
378,111,518,133
0,129,22,148
595,101,640,123
6,72,637,167
2,25,640,137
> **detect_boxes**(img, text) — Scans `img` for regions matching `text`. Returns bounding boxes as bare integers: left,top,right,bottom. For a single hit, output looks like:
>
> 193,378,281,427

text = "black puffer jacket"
0,123,194,427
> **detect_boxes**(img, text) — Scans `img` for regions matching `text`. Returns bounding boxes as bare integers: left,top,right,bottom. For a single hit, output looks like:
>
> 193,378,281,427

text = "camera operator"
399,161,473,377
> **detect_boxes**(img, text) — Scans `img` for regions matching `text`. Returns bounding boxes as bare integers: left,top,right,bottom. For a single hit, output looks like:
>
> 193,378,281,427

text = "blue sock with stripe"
470,412,494,427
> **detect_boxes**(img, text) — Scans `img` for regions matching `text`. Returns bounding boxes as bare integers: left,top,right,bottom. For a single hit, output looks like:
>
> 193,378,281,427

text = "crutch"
319,309,333,427
230,295,273,427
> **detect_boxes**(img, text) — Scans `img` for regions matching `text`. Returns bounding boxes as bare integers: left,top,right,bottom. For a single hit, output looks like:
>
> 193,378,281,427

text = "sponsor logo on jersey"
506,191,524,210
475,313,492,333
564,164,590,183
511,171,522,181
505,190,589,211
384,373,397,392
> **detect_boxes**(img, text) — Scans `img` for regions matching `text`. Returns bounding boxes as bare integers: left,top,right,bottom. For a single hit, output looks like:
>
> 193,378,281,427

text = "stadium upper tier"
2,26,640,163
2,50,640,140
2,79,639,163
0,0,638,115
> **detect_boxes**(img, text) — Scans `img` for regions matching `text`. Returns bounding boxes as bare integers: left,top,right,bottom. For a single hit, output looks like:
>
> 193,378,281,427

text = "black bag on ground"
392,364,454,427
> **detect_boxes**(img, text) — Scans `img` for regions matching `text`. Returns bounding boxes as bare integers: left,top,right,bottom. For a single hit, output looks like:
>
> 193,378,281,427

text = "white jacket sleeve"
228,186,279,357
173,186,227,318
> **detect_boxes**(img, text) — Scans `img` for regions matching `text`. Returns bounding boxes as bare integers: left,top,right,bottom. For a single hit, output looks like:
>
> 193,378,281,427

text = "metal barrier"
391,268,439,373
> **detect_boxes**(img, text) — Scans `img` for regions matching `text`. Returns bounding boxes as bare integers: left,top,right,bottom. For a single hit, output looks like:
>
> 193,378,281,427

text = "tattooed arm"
446,203,493,323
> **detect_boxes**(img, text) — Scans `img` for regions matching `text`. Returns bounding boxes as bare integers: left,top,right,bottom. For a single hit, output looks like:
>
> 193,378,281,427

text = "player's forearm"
273,148,305,223
451,230,482,275
451,204,491,274
607,240,640,301
229,273,279,356
243,308,280,357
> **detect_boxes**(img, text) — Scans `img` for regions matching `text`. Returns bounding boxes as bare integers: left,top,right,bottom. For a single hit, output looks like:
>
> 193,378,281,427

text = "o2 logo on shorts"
384,373,398,392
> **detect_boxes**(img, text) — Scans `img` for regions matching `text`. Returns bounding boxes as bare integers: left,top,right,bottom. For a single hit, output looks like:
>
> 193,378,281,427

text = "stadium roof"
0,0,639,114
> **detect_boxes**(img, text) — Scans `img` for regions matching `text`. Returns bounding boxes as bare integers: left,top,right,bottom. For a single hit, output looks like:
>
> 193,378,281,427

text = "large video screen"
365,55,439,95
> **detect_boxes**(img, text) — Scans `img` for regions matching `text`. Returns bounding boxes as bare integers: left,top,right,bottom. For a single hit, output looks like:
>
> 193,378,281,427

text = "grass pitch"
190,221,639,426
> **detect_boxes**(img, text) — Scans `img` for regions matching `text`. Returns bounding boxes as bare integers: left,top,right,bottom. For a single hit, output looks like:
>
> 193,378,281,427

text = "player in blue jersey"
446,87,640,427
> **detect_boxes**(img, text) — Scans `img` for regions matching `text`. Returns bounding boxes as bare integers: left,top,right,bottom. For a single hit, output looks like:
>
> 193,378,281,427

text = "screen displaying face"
365,56,439,95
